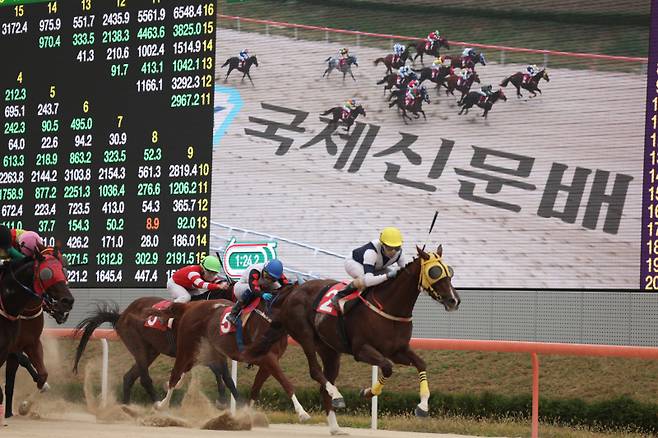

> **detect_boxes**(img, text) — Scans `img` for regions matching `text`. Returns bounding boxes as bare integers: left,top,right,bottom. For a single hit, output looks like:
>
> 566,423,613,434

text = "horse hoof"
39,382,50,393
299,411,311,423
332,397,346,409
330,428,349,436
414,406,429,417
154,401,166,411
359,388,374,399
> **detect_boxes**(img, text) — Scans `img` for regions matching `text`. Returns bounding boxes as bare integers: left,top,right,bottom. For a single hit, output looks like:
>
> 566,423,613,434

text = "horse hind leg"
317,345,345,435
4,354,20,418
261,353,311,423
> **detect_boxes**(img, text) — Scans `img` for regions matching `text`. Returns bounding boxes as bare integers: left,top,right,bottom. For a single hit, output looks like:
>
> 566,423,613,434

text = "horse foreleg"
23,342,48,391
261,353,311,423
353,344,394,399
4,354,19,418
390,348,430,417
420,109,427,120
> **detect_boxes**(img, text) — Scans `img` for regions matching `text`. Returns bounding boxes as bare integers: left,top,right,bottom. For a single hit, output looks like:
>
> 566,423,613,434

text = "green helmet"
201,256,221,273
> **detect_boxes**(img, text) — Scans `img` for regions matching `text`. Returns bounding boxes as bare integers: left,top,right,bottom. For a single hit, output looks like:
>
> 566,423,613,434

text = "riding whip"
422,210,439,251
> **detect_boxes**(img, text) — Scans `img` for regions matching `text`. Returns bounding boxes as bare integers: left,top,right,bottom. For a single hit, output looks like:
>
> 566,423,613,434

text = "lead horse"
245,246,460,435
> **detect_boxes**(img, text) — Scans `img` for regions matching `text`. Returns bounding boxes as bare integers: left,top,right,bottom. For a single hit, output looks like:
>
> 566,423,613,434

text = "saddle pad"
152,300,172,310
315,282,358,317
144,315,169,331
218,297,261,335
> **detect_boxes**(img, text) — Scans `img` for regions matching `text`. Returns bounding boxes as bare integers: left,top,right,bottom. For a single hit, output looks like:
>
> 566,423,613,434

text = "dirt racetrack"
7,416,506,438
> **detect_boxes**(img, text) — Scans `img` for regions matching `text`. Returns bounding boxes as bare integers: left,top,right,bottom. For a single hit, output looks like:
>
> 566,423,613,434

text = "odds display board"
0,0,217,287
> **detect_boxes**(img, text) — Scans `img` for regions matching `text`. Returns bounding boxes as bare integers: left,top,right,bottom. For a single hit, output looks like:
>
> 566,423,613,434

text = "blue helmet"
264,259,284,280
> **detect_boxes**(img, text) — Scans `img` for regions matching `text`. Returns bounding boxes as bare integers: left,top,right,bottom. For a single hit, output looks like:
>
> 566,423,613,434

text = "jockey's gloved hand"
261,292,274,302
386,266,400,279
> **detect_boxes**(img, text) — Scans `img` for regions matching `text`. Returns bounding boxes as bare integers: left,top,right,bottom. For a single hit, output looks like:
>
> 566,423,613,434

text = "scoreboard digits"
0,0,217,287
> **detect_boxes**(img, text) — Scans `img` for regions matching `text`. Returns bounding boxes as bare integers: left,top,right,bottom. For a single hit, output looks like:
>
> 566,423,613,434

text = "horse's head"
472,72,481,84
438,36,450,49
355,105,366,117
250,55,259,67
416,245,460,311
497,88,507,101
541,69,549,82
477,53,486,66
35,248,74,323
348,55,358,67
420,87,430,103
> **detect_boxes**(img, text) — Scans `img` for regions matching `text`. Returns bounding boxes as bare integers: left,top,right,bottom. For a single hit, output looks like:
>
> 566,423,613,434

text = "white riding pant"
233,282,252,303
344,259,388,288
167,278,205,303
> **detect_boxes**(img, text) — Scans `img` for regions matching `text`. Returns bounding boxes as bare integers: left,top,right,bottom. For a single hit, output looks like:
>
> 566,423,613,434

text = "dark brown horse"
500,68,550,98
155,291,311,422
245,246,460,435
373,46,411,74
388,87,431,123
320,105,366,132
73,294,238,406
413,66,451,90
0,249,74,421
376,72,417,96
458,89,507,118
446,52,487,70
408,38,450,64
443,71,481,103
221,55,259,85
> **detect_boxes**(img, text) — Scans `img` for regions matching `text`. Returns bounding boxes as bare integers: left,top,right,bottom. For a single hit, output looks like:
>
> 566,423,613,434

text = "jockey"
406,79,420,102
462,47,476,60
0,226,44,261
168,256,229,303
342,99,357,118
426,29,440,49
227,259,290,325
396,65,412,86
331,227,407,311
477,84,494,99
524,64,539,83
238,48,249,68
457,68,472,87
338,47,349,67
392,43,405,63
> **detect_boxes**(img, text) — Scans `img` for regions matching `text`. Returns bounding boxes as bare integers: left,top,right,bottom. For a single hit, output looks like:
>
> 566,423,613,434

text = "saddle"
478,94,488,104
219,297,262,335
405,95,417,107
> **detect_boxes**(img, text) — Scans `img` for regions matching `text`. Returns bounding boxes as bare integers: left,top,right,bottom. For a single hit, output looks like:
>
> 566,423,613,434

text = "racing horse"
244,246,460,435
458,88,507,119
376,72,417,97
155,288,312,422
388,86,431,123
443,70,481,103
500,68,550,98
221,55,259,85
73,293,238,406
447,52,487,70
413,66,451,91
0,248,74,421
408,37,450,64
322,55,359,81
374,46,411,75
320,105,366,133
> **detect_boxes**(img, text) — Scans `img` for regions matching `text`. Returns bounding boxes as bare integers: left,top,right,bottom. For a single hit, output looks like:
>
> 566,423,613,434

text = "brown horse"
376,72,417,96
500,68,550,98
373,47,411,75
244,246,460,435
413,66,451,91
221,55,259,85
0,249,74,420
408,38,450,64
458,89,507,119
73,294,238,406
443,71,481,103
154,292,312,422
320,105,366,133
447,52,487,70
388,87,431,123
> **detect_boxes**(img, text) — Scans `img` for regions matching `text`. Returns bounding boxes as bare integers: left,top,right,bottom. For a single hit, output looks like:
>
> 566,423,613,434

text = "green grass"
219,0,648,58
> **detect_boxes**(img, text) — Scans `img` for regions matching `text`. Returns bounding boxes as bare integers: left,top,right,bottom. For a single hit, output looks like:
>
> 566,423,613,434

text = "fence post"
543,52,548,67
101,338,109,408
265,23,269,37
531,353,539,438
500,50,506,65
325,30,329,43
370,366,378,430
230,359,238,414
236,17,240,32
294,27,298,40
356,33,360,47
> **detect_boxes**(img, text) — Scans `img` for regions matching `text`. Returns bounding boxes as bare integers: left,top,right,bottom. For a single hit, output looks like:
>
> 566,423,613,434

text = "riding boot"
331,282,358,312
226,301,243,325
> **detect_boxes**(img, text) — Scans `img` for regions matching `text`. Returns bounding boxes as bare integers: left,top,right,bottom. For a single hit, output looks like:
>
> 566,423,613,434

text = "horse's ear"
436,245,443,257
416,246,430,260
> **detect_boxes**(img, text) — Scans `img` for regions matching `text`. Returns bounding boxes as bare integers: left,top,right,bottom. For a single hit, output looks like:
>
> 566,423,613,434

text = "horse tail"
320,108,334,116
500,75,512,87
376,76,389,85
72,301,121,374
324,57,333,63
242,320,287,363
374,58,385,66
221,59,230,68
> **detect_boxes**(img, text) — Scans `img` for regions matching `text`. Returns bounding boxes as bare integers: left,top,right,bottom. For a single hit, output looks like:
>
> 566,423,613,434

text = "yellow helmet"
433,56,443,65
380,227,403,248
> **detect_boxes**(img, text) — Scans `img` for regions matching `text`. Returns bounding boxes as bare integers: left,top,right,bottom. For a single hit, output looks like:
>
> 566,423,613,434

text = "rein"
0,261,43,321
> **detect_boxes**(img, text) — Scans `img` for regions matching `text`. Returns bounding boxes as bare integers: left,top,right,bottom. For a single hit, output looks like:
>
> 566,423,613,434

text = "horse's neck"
372,264,422,317
2,264,36,316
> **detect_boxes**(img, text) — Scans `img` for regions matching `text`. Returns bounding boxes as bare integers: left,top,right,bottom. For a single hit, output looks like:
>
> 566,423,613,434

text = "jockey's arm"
361,251,388,287
396,252,408,268
248,269,264,294
189,271,223,291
